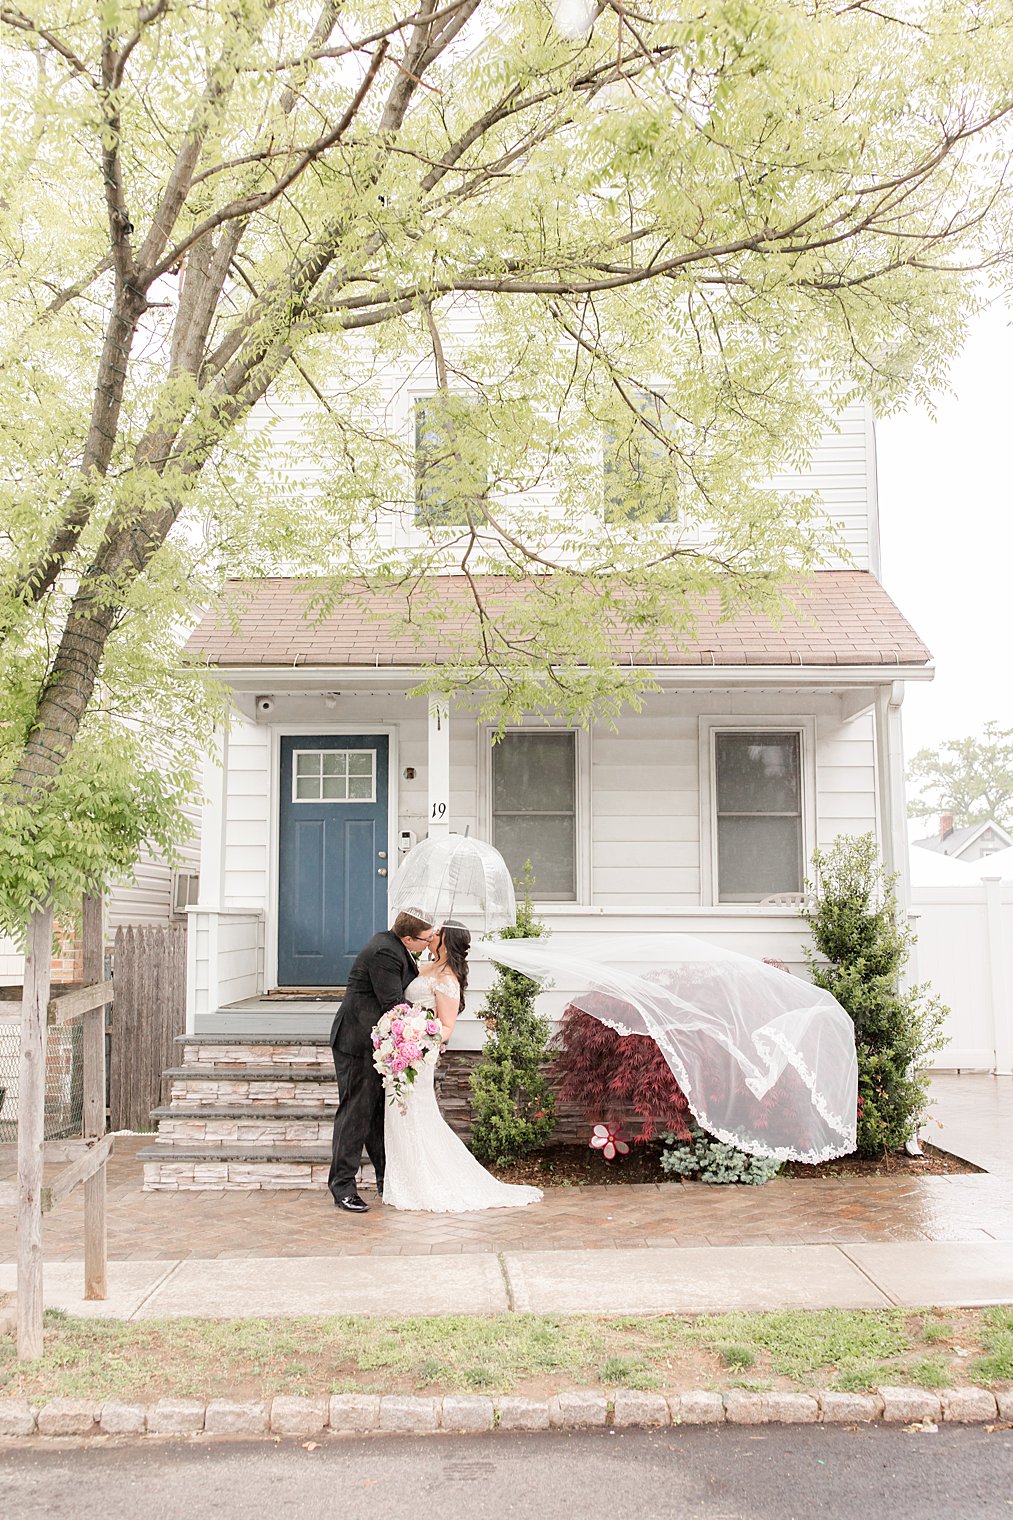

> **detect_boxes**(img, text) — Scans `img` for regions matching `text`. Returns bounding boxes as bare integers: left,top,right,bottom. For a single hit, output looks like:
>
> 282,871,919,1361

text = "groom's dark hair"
392,911,431,940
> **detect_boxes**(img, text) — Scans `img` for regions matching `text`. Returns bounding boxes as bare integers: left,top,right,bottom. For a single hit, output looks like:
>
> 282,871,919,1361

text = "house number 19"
431,802,447,820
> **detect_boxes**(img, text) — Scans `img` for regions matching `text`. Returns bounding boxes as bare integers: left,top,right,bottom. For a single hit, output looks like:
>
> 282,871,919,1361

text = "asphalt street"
1,1425,1011,1520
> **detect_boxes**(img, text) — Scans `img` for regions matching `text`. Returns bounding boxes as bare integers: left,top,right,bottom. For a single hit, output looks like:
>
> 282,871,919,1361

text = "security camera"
256,695,275,716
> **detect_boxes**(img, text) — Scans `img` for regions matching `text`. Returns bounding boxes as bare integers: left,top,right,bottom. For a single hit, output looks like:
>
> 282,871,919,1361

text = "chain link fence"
0,1016,84,1144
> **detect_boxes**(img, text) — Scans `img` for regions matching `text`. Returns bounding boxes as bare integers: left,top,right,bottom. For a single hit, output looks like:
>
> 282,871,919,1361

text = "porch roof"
186,571,931,670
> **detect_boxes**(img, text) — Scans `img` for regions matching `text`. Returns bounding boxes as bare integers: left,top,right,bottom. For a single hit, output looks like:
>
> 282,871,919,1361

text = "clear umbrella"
389,835,517,930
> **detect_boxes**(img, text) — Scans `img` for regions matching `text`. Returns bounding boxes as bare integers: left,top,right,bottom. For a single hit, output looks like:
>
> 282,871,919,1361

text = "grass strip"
1,1306,1010,1403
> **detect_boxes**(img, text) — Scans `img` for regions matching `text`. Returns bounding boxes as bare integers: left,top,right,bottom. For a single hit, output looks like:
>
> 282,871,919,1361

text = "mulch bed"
492,1140,980,1187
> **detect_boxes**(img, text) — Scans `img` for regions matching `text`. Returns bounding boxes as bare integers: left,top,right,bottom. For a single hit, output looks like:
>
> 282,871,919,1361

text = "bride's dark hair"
438,921,471,1014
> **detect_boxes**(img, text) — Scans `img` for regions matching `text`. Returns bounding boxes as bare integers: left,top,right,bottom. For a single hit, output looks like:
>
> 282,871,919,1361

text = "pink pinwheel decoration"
589,1123,630,1161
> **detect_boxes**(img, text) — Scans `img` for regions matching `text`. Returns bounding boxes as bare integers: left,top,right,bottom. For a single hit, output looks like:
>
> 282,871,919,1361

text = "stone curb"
1,1386,1009,1439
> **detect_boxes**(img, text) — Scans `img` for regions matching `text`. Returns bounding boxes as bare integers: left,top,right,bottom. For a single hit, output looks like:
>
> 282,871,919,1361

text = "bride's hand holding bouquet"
372,1003,444,1113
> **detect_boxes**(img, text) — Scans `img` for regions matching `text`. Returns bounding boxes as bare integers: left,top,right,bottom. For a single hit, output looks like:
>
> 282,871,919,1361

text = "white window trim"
290,746,377,804
478,721,592,906
601,383,701,545
698,716,817,907
398,381,487,541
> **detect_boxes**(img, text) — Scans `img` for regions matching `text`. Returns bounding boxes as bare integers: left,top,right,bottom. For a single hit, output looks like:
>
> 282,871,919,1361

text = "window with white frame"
712,730,804,902
603,387,679,523
491,731,577,900
293,749,375,802
414,394,487,527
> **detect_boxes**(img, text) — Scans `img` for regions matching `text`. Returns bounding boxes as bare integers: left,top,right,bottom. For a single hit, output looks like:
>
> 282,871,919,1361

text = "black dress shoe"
334,1192,369,1213
376,1178,384,1199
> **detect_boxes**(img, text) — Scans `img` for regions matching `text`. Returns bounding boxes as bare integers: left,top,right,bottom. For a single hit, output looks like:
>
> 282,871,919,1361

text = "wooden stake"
17,902,54,1361
81,894,107,1300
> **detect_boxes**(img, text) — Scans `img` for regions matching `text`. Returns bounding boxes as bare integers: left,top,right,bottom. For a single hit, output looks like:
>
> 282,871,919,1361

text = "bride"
383,923,542,1213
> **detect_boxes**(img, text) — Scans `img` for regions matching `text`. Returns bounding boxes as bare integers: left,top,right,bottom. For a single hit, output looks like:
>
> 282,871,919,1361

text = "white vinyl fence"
912,876,1013,1074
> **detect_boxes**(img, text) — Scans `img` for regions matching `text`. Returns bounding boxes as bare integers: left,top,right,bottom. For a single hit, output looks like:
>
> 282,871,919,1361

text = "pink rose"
390,1019,405,1038
391,1056,408,1074
425,1020,441,1037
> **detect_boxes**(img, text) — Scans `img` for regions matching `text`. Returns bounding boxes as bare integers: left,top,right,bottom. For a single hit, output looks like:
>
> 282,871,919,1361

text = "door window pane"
492,732,577,900
294,750,376,803
714,731,803,902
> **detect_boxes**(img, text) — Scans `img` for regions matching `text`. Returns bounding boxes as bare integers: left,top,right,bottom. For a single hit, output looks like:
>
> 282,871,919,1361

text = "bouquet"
371,1002,444,1113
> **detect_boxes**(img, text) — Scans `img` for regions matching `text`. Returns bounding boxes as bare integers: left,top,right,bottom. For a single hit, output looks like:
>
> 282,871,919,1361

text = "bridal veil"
487,934,858,1164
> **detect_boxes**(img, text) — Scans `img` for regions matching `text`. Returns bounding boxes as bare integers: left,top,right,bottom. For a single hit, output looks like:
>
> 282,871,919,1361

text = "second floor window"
414,395,487,527
603,388,678,523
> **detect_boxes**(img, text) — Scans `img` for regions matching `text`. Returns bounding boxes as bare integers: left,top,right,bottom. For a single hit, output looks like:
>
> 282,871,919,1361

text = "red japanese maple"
552,1006,693,1144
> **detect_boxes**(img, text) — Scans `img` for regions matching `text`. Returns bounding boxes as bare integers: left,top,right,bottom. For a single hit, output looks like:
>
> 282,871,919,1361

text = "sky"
876,296,1013,766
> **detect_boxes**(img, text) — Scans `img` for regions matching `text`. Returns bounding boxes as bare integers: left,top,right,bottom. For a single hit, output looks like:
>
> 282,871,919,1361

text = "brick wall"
50,921,84,985
435,1051,647,1148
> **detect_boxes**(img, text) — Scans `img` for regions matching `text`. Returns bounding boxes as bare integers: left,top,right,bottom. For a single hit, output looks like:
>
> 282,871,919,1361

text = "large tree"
2,0,1011,910
908,721,1013,829
1,1,1012,1347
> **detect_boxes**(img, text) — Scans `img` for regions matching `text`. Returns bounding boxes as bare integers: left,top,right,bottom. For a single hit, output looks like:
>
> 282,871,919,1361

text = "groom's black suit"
327,930,419,1201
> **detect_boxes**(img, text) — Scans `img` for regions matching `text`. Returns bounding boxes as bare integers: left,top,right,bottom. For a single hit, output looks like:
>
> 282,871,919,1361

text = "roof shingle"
185,571,931,670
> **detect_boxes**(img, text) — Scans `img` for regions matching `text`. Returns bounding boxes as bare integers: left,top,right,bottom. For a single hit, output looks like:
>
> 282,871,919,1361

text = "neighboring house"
181,389,932,1050
0,807,202,989
912,813,1013,863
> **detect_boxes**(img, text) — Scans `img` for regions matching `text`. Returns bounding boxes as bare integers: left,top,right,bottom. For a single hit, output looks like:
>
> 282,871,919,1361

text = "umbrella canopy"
389,835,517,930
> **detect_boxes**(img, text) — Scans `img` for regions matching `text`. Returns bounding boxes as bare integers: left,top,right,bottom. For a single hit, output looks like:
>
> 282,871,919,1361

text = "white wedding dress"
382,973,543,1213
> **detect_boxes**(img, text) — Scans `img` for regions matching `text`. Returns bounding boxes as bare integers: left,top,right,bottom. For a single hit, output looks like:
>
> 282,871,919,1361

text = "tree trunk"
17,902,54,1361
10,599,116,792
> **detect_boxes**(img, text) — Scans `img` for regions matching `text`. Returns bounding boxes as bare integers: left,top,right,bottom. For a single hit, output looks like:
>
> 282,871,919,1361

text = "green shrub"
804,834,948,1158
660,1124,782,1185
469,887,555,1166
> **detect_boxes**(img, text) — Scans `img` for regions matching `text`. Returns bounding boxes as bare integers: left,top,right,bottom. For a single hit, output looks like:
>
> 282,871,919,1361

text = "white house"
913,813,1013,863
181,399,931,1045
132,381,946,1187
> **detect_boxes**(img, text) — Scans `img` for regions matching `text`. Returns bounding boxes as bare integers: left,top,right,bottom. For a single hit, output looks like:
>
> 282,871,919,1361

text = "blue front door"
277,735,389,986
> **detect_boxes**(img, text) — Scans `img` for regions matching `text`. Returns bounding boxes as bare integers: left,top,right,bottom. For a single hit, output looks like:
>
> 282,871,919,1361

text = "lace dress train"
383,976,542,1213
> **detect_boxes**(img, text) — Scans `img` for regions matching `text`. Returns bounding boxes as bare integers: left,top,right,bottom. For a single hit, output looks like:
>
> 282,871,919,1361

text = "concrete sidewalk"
3,1237,1013,1321
3,1075,1011,1322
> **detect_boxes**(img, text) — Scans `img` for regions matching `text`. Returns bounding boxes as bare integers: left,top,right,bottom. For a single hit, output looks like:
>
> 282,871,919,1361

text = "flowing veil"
486,934,858,1163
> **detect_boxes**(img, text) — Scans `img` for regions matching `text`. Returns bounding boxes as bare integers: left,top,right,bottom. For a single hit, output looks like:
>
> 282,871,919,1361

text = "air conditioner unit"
171,870,200,917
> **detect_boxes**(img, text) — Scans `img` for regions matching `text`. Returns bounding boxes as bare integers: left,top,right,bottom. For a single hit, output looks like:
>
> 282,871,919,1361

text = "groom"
327,911,434,1213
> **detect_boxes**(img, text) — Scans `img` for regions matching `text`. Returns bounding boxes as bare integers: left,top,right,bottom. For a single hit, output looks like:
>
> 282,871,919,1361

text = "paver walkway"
1,1075,1011,1263
1,1075,1011,1318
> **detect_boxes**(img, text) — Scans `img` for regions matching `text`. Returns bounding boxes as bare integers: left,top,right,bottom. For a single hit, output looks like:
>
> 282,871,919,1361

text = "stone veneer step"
179,1040,333,1070
165,1072,339,1111
150,1109,334,1148
138,1142,332,1191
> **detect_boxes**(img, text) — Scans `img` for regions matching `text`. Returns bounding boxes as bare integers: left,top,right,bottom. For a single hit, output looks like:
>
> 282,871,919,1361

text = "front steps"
140,1036,337,1190
140,1035,591,1191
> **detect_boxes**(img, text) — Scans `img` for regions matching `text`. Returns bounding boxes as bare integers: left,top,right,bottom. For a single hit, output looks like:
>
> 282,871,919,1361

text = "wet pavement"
1,1075,1011,1265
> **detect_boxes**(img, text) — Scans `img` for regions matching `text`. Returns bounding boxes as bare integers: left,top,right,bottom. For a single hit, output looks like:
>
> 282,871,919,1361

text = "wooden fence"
110,923,187,1132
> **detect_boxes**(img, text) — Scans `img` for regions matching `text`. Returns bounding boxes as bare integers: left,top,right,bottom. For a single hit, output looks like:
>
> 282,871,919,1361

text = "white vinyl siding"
249,294,878,570
105,798,202,930
770,401,875,570
209,688,879,988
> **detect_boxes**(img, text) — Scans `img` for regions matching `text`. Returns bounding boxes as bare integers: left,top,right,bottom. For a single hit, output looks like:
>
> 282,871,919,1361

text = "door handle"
378,850,387,859
377,867,388,877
